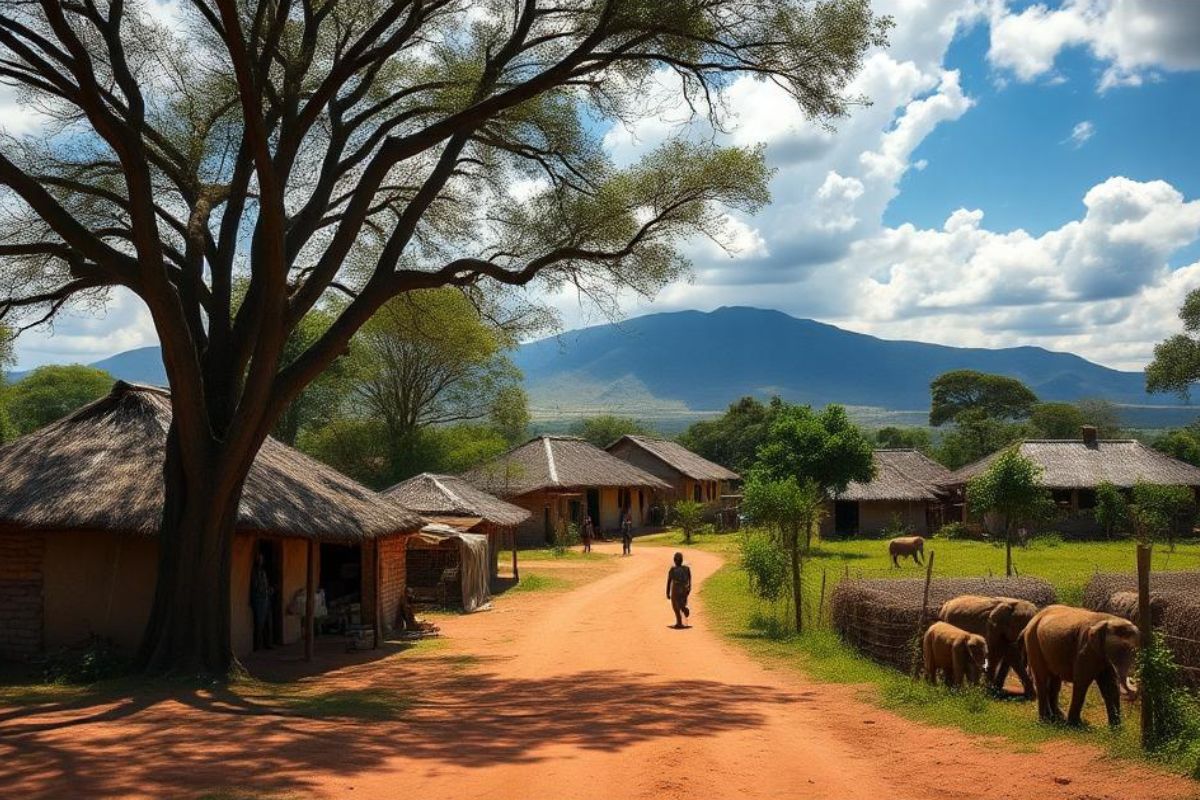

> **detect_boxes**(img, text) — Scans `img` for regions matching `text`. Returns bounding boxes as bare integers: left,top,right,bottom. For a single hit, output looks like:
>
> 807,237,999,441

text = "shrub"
552,521,580,557
934,522,970,540
1095,481,1130,539
880,512,909,539
673,500,705,545
740,530,790,602
1137,633,1200,761
41,636,128,684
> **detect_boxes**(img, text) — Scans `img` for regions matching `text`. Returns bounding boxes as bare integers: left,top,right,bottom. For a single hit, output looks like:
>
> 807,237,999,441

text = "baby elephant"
1023,605,1139,726
923,621,988,688
939,595,1037,698
888,536,925,567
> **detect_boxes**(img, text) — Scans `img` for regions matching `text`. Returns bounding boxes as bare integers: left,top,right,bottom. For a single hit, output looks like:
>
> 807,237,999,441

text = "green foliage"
1094,482,1131,539
967,447,1054,575
672,499,706,545
1137,634,1200,762
298,418,392,488
880,513,910,539
935,408,1025,470
41,637,129,685
1075,398,1123,438
1147,288,1200,399
754,403,875,495
271,307,354,445
7,364,114,434
552,522,581,557
1028,402,1085,439
934,521,971,540
873,426,931,452
929,370,1039,427
490,386,531,446
1130,482,1195,548
679,396,786,475
1152,426,1200,468
567,414,657,448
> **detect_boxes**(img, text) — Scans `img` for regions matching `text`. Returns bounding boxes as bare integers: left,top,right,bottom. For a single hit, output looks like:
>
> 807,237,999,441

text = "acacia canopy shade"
0,382,424,541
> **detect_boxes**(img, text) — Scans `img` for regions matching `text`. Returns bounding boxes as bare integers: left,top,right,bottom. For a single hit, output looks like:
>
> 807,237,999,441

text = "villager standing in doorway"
666,552,692,628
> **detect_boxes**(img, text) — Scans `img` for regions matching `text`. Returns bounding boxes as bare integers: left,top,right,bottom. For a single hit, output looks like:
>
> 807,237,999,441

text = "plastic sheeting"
411,525,492,612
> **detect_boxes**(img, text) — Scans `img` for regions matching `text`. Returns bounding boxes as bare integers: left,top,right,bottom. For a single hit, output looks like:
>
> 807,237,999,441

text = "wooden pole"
512,529,519,582
304,539,316,662
374,538,383,649
817,568,827,627
913,550,936,678
1137,542,1153,749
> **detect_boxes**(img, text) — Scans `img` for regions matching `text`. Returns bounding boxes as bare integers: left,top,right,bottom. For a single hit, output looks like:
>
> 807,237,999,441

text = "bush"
552,522,580,557
1029,532,1064,548
934,522,971,540
880,512,909,539
41,636,128,684
1137,633,1200,765
739,530,790,602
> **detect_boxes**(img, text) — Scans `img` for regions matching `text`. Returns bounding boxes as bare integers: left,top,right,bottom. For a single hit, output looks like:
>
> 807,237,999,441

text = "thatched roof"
461,435,670,497
835,449,950,502
0,382,424,541
606,435,739,481
383,473,531,527
945,440,1200,489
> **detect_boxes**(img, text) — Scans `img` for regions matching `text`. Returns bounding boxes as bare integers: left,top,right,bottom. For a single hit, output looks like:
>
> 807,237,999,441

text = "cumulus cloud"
988,0,1200,91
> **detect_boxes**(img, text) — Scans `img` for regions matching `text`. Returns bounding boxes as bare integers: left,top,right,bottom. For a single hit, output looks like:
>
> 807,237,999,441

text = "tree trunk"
790,525,803,635
1005,518,1013,577
136,425,245,677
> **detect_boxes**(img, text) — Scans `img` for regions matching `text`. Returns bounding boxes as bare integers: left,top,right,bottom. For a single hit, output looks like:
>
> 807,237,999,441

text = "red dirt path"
2,542,1197,799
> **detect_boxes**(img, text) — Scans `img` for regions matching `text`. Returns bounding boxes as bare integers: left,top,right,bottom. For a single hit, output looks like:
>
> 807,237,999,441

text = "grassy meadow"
645,530,1200,777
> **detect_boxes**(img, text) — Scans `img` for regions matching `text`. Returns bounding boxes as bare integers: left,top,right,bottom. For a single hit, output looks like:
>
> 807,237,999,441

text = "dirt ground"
2,542,1198,800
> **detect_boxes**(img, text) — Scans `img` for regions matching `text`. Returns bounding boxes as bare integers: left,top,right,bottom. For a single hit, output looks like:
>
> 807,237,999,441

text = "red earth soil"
1,541,1197,800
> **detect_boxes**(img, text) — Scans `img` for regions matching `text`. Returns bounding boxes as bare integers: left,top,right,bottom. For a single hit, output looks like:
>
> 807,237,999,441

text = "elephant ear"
987,602,1014,637
1080,620,1108,659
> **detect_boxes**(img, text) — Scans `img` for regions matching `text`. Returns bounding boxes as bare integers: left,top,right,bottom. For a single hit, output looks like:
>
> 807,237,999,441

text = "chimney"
1081,425,1098,448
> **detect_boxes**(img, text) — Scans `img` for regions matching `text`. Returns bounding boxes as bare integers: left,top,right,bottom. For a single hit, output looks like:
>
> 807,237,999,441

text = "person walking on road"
581,515,594,553
621,511,634,556
666,552,692,628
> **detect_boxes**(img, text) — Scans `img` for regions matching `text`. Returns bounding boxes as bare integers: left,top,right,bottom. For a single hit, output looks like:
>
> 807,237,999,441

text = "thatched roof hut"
605,435,739,482
944,439,1200,489
384,473,530,528
462,435,670,497
0,381,424,540
836,449,950,502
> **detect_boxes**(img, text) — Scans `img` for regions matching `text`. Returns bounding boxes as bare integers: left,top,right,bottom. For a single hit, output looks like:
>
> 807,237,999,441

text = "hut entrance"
834,501,859,536
586,489,600,527
318,543,364,636
257,539,285,646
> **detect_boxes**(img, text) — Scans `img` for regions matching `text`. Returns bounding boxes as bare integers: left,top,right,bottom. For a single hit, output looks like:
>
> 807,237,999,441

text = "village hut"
461,435,670,546
404,524,493,612
0,382,424,662
383,472,531,581
942,427,1200,536
821,449,951,538
605,435,739,524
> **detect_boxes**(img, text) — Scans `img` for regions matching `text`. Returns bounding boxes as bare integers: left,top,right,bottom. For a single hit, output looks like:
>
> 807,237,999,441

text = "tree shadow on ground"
0,661,798,798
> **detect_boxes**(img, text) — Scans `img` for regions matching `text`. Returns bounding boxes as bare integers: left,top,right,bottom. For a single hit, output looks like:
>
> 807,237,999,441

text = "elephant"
888,536,925,567
939,595,1037,698
922,621,988,688
1022,605,1139,726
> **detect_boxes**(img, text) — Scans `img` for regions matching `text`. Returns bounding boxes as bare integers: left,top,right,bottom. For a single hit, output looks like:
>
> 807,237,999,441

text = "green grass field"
645,530,1200,777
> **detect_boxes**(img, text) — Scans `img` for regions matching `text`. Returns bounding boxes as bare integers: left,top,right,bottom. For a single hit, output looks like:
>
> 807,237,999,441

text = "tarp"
412,525,492,612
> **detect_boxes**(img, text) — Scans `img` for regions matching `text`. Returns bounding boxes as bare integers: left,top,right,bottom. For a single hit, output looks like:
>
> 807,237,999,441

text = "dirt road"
2,543,1197,799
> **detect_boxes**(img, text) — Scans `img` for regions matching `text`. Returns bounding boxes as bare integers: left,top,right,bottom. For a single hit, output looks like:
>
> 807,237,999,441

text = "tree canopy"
753,403,874,496
567,414,656,448
873,425,930,452
679,396,785,475
929,370,1038,427
966,447,1052,575
6,364,115,435
1146,287,1200,399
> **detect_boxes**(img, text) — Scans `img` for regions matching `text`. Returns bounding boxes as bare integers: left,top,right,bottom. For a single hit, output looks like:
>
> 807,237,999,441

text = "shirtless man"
666,552,692,628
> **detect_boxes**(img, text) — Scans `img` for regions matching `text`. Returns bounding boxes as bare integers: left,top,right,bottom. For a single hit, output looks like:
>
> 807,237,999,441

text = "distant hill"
513,306,1188,420
12,307,1193,429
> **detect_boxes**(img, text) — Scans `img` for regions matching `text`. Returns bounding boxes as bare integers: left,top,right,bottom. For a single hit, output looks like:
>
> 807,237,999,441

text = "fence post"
1137,542,1153,750
817,568,828,627
912,550,936,678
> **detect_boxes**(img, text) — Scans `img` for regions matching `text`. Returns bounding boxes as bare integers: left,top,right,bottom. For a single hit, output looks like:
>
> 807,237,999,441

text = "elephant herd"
922,594,1141,726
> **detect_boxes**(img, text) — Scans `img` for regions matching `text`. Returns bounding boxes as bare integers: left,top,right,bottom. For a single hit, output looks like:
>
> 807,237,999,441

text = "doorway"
586,489,600,528
834,501,860,537
319,543,362,634
256,539,284,645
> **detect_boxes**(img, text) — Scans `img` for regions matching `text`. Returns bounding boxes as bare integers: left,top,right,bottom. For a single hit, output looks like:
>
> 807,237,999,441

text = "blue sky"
5,0,1200,372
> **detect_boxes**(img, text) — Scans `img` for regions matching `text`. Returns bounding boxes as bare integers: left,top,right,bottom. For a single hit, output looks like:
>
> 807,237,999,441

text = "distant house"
821,449,951,538
605,435,739,509
943,427,1200,535
461,436,670,546
383,473,531,580
0,382,425,662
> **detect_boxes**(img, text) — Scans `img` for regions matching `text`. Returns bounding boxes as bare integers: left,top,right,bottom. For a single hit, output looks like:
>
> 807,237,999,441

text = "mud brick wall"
0,532,44,659
378,535,407,634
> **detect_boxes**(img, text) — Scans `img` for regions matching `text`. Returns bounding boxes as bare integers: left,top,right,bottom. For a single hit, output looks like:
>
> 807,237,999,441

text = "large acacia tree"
0,0,887,674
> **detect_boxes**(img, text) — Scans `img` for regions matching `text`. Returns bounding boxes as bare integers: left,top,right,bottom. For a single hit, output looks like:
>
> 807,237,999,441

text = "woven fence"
1083,571,1200,688
831,577,1058,672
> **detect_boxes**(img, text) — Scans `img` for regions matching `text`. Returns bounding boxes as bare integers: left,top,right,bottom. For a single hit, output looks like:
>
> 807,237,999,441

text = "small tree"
966,448,1053,576
1131,483,1194,553
1094,482,1130,540
742,475,824,633
673,500,706,545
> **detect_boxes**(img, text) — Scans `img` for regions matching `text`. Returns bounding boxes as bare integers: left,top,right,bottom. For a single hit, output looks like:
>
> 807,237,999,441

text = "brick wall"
378,535,407,635
0,532,45,659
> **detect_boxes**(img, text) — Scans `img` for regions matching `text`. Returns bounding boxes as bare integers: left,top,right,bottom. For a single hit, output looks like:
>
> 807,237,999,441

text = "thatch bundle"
1083,571,1200,687
832,577,1057,672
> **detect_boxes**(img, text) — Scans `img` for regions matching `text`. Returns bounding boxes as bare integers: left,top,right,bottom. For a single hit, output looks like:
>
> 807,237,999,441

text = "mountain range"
12,307,1193,426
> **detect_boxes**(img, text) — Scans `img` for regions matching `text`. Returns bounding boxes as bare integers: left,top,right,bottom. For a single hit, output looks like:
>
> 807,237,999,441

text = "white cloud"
1064,120,1095,147
988,0,1200,91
